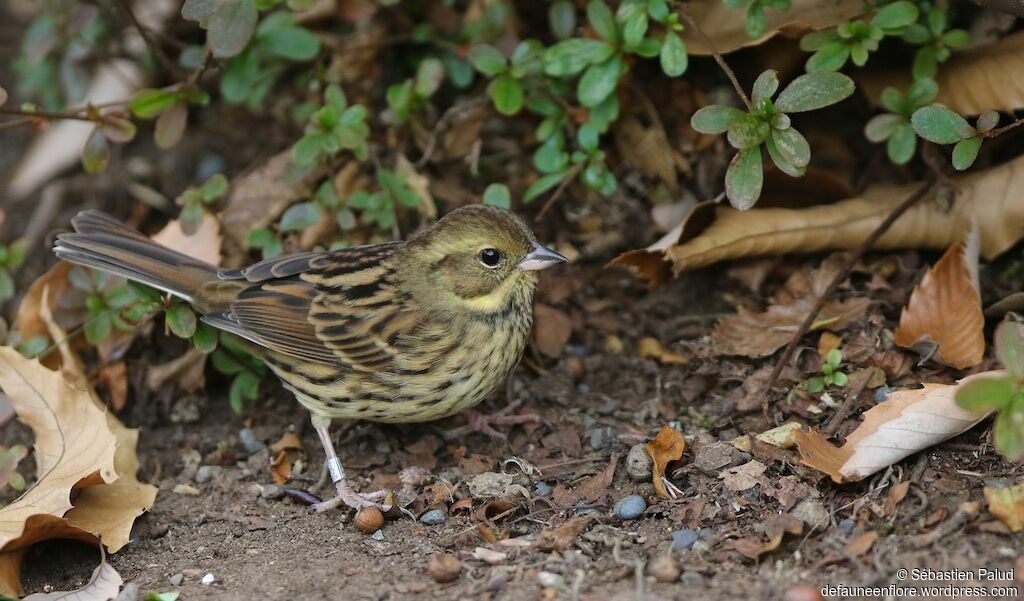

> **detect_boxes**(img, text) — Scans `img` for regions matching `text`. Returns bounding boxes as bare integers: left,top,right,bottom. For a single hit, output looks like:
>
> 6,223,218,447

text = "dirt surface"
7,258,1024,601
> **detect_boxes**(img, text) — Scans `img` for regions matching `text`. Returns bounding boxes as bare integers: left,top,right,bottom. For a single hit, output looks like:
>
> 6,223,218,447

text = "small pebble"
428,553,462,583
648,555,680,582
168,574,184,586
691,540,710,553
371,529,384,541
838,518,855,536
195,465,221,484
671,529,699,551
238,428,266,455
792,498,830,531
534,482,553,497
626,443,654,482
259,484,285,499
614,495,647,520
874,385,893,403
693,442,743,476
680,571,704,587
172,484,200,496
420,509,447,525
201,573,215,586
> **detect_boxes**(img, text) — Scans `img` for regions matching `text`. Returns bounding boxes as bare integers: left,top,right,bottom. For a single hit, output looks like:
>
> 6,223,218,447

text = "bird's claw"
440,400,552,441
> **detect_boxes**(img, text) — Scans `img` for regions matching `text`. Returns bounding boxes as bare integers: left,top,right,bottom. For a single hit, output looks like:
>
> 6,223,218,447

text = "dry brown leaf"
732,514,803,560
984,483,1024,532
817,332,842,358
23,556,122,601
844,531,879,557
645,426,686,499
152,209,223,265
395,155,437,219
795,375,997,483
532,304,572,358
268,432,306,485
96,362,127,413
638,338,688,365
862,30,1024,115
612,156,1024,282
884,481,911,516
535,516,593,552
563,454,618,505
682,0,863,56
894,238,984,369
755,422,802,449
720,460,767,492
612,115,678,191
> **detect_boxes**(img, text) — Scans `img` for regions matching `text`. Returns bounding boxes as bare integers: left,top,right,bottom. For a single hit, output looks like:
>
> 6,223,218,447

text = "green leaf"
291,134,322,166
804,376,825,393
81,128,110,174
800,29,840,51
208,0,258,58
129,88,180,119
977,111,999,133
154,101,188,149
751,70,779,103
887,122,917,165
577,56,622,107
577,123,600,154
691,105,745,134
725,146,763,210
543,39,615,76
0,270,12,301
229,371,260,413
942,29,970,48
996,320,1024,380
951,136,982,171
911,105,973,144
913,45,939,80
769,126,810,167
6,239,27,269
482,183,511,209
774,71,855,113
524,172,568,203
622,10,648,49
488,74,524,115
181,0,216,21
199,173,229,201
864,113,902,142
280,201,320,231
831,371,848,387
588,94,619,132
84,314,112,345
994,395,1024,461
415,57,444,97
167,303,197,338
634,37,662,58
534,141,570,173
805,42,850,72
192,321,218,353
212,349,245,374
549,0,577,40
726,114,770,149
468,44,507,76
745,3,766,39
765,134,804,177
587,0,617,42
871,1,919,30
260,19,320,61
659,31,688,77
956,374,1017,412
146,592,181,601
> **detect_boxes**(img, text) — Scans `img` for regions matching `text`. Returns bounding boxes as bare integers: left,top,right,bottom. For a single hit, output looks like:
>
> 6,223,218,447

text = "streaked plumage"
54,205,565,512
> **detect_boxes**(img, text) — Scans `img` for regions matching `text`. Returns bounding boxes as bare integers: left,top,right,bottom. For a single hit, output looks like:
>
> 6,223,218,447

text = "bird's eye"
479,248,502,268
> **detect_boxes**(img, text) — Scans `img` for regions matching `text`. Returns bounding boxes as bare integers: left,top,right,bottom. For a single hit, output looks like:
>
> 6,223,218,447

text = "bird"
54,205,566,513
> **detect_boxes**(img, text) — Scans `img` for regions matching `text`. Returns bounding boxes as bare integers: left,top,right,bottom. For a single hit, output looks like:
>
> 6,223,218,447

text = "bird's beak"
517,242,568,271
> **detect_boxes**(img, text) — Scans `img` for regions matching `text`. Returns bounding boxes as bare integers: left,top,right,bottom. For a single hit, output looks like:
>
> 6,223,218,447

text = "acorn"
354,506,384,533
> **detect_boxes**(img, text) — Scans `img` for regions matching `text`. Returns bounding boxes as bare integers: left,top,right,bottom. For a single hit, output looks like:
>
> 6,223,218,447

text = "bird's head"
403,205,566,314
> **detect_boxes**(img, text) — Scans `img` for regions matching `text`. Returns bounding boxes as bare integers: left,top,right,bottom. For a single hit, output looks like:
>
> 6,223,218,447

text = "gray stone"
839,518,855,536
534,482,553,497
420,509,447,525
671,529,699,551
238,428,266,455
792,498,830,530
115,583,139,601
371,529,384,541
614,495,647,520
691,540,710,553
680,571,704,587
169,573,184,586
693,441,744,475
259,484,285,499
195,465,221,484
626,443,654,482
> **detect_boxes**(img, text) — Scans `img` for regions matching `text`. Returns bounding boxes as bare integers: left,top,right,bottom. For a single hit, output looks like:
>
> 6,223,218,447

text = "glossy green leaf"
751,70,779,103
468,44,507,76
691,105,745,134
951,136,982,171
167,303,197,338
577,56,621,107
871,0,919,30
956,374,1017,412
775,71,855,113
996,320,1024,380
911,105,973,144
725,146,763,210
129,88,180,119
660,31,688,77
192,321,218,353
482,183,511,208
887,122,917,165
543,39,615,76
805,42,850,72
488,74,524,115
587,0,617,42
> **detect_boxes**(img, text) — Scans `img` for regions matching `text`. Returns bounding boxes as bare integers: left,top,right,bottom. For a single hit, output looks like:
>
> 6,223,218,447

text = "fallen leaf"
12,263,73,367
96,362,127,412
817,332,842,358
984,483,1024,532
844,531,879,557
151,210,223,266
720,460,767,492
532,304,572,358
535,516,593,552
732,514,803,560
612,156,1024,282
682,0,863,56
268,432,306,485
639,338,688,365
23,555,122,601
795,375,997,483
146,347,207,393
766,475,817,511
894,237,984,369
884,481,911,516
559,454,617,505
612,115,678,191
862,30,1024,115
645,426,686,499
754,422,802,449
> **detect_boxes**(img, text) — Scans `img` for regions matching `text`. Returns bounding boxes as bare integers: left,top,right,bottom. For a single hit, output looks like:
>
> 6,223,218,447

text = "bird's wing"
202,242,416,371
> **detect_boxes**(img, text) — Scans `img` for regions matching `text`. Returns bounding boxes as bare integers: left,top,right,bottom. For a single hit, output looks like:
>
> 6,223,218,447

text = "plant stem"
0,106,97,123
676,9,753,111
981,116,1024,138
760,179,936,419
115,0,184,79
534,162,584,223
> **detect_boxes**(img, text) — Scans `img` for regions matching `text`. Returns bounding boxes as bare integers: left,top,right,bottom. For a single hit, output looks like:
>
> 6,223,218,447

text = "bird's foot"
441,400,551,441
308,480,392,513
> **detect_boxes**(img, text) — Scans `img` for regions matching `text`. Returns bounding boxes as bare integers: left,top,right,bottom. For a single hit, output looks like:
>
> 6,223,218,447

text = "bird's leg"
440,399,552,441
307,414,392,514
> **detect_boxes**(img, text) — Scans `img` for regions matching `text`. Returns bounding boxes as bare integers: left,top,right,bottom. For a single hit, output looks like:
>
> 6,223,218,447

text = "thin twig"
676,9,752,111
534,162,584,223
115,0,184,79
760,180,936,418
0,106,96,123
981,115,1024,138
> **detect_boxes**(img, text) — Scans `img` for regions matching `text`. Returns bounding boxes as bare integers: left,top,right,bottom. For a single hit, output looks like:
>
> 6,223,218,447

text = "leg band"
327,457,346,483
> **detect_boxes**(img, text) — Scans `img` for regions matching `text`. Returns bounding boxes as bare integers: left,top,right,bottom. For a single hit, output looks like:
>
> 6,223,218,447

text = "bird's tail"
54,210,235,312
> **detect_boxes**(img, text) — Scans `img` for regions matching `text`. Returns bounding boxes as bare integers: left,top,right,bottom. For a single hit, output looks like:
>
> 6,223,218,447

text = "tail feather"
54,210,230,312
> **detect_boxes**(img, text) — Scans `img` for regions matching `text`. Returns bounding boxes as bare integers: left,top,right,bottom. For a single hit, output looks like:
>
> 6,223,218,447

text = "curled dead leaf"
732,514,803,560
795,375,996,483
535,516,593,552
645,426,686,499
639,338,688,365
612,156,1024,283
22,554,122,601
152,209,223,266
984,483,1024,532
894,237,984,369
